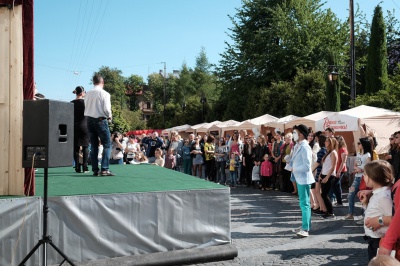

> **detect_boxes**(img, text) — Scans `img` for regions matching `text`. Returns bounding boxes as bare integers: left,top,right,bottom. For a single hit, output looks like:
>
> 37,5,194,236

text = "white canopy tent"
315,105,400,154
196,121,221,133
285,111,336,130
162,124,192,138
265,115,299,132
185,122,209,134
205,120,240,136
172,124,192,132
162,127,173,136
237,114,278,132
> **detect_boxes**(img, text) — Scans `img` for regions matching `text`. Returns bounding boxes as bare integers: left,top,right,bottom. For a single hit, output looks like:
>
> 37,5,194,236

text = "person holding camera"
84,74,114,176
141,132,164,163
110,132,126,164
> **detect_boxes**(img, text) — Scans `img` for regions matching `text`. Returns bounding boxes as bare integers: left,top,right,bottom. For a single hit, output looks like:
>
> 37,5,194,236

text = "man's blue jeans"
87,117,111,173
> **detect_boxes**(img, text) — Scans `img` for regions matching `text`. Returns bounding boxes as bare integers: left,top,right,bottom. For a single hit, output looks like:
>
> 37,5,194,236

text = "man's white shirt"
84,85,112,119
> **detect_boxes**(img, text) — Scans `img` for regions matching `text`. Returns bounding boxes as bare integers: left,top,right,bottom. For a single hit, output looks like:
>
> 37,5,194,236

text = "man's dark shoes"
93,172,99,176
101,171,115,176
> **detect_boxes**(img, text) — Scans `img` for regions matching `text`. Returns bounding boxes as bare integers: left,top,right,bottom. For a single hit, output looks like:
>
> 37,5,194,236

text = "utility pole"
349,0,356,106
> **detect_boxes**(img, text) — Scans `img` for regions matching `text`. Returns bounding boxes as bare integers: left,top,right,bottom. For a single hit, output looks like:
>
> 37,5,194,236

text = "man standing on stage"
84,74,115,176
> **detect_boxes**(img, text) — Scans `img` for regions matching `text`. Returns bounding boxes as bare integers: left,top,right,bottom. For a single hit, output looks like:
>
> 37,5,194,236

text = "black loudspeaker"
22,99,74,168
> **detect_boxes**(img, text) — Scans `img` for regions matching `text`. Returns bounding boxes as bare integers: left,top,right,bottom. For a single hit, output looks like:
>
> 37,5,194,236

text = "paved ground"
191,186,368,266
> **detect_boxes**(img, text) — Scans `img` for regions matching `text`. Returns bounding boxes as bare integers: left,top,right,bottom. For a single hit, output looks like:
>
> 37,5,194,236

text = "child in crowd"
227,152,239,188
130,152,148,164
260,154,273,191
360,160,393,262
154,148,165,167
164,148,176,170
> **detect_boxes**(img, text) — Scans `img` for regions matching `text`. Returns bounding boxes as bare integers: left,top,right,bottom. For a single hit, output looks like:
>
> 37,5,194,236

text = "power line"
390,0,400,11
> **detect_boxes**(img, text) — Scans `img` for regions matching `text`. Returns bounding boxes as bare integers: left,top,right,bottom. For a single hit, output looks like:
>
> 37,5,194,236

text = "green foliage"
356,73,400,111
121,109,147,130
215,0,347,120
287,69,326,116
385,10,400,75
365,5,388,94
325,51,341,111
258,81,293,118
92,2,400,130
125,74,145,111
94,67,126,109
109,106,130,133
326,80,341,112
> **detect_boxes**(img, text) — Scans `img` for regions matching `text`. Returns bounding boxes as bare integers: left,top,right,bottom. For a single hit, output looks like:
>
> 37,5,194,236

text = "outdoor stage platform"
0,164,231,266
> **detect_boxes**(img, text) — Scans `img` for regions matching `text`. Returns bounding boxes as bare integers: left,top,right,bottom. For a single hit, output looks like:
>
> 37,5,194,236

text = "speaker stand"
19,168,76,266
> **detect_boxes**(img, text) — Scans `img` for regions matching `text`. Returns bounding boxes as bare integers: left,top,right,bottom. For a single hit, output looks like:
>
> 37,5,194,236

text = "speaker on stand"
20,99,76,266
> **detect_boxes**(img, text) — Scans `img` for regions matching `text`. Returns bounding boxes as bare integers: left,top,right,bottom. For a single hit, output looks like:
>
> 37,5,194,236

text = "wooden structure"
0,4,24,195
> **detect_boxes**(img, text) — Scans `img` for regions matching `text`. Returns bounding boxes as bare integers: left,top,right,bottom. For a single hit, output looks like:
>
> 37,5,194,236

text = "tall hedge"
365,5,388,94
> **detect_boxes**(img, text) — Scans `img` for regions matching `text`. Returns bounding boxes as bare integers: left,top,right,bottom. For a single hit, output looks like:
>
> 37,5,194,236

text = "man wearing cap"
289,124,315,237
84,74,115,176
71,86,89,173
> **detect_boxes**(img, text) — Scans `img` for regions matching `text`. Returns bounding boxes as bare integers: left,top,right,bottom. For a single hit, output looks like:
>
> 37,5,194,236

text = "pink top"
260,160,273,177
230,141,240,155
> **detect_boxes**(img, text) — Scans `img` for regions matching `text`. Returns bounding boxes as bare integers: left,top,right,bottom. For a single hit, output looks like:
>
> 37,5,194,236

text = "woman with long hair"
215,137,228,185
204,135,216,181
281,132,294,193
254,134,270,187
312,134,327,213
191,136,204,178
384,134,396,164
345,137,372,220
318,137,338,218
309,131,321,209
243,136,256,187
330,135,348,206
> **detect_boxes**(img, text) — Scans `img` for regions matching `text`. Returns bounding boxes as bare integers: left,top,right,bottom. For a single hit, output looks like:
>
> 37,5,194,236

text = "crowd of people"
71,75,400,263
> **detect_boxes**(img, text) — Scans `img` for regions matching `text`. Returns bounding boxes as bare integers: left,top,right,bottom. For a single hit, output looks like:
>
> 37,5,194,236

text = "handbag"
252,166,260,181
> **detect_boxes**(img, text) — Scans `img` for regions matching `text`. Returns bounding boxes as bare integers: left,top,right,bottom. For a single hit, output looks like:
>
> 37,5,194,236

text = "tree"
215,0,347,120
385,10,400,75
124,74,145,111
109,106,130,133
325,51,341,111
365,5,388,94
287,70,326,116
94,67,126,109
356,72,400,111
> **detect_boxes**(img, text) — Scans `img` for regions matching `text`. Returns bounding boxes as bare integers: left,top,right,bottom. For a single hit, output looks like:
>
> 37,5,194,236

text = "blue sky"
34,0,399,101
